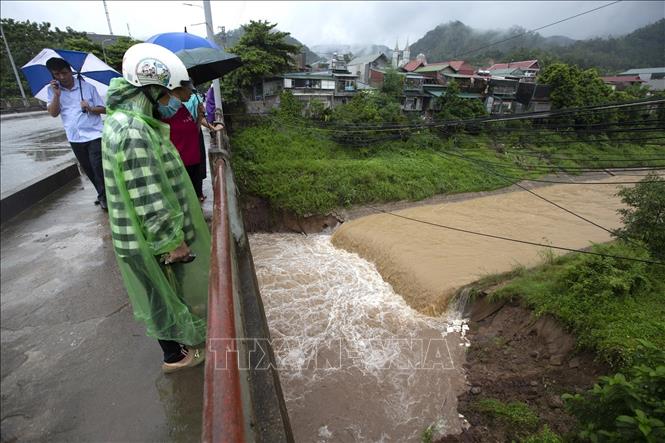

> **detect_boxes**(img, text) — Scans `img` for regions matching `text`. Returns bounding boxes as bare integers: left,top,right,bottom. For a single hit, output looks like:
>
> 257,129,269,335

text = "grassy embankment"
481,241,665,368
459,240,665,442
230,118,665,216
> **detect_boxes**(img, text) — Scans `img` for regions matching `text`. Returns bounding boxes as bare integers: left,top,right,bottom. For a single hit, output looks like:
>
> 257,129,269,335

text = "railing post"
208,109,231,181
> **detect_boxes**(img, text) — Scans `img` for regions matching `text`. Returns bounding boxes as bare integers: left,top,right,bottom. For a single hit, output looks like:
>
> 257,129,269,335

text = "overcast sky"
2,1,663,48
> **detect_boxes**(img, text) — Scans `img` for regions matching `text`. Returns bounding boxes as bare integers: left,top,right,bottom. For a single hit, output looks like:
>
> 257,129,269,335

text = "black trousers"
185,164,204,199
70,138,105,202
159,339,185,363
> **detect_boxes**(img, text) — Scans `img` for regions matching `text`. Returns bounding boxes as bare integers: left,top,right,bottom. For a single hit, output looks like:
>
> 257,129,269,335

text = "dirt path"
332,172,662,315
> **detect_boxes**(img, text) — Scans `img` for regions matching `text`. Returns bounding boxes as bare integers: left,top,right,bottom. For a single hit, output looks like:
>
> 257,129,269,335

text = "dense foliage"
220,20,300,106
434,80,487,120
492,239,665,368
538,63,613,110
614,174,665,261
217,25,320,64
563,340,665,442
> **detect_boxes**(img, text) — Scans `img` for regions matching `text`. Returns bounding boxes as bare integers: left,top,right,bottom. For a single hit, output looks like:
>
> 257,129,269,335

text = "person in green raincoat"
102,42,211,373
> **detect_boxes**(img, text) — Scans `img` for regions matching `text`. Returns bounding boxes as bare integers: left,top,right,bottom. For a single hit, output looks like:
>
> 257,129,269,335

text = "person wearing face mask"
159,86,223,202
182,88,225,202
156,86,207,201
101,43,211,373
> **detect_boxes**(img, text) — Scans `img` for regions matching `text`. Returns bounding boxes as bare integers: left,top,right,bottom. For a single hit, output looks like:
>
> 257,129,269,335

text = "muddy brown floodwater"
250,233,470,442
331,174,662,315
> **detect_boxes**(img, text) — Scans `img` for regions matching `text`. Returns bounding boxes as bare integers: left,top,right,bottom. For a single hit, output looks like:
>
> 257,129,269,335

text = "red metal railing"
202,159,246,443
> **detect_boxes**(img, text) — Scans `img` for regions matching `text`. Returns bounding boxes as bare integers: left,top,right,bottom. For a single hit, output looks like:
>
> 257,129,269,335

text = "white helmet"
122,42,191,90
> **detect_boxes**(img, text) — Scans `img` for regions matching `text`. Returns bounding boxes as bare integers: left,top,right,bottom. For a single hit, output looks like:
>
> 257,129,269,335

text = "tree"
614,173,665,261
538,63,613,125
381,68,403,101
103,37,142,72
275,90,303,120
435,80,486,121
220,20,300,106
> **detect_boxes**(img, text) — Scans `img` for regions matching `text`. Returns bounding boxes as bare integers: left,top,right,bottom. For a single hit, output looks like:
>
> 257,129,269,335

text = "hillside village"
243,39,665,117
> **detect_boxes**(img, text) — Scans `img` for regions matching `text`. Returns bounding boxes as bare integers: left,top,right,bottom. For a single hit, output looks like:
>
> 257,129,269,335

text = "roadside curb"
0,110,48,121
1,162,80,225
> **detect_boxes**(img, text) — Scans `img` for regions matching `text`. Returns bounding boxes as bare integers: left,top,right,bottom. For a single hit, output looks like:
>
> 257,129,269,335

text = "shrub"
614,173,665,261
563,340,665,442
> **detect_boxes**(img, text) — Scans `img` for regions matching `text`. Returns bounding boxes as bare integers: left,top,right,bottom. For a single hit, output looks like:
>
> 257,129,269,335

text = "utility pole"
0,23,29,107
203,0,224,122
102,0,114,35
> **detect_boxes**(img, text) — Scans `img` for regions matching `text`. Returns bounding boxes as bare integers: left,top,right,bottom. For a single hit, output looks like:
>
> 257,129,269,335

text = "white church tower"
392,39,400,68
402,37,411,66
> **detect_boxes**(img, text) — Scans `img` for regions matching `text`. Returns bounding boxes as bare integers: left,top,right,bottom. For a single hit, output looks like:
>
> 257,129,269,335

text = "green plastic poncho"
102,77,210,346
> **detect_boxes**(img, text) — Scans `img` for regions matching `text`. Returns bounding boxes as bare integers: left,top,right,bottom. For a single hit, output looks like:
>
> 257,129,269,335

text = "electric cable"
434,147,652,252
367,206,663,265
451,1,623,58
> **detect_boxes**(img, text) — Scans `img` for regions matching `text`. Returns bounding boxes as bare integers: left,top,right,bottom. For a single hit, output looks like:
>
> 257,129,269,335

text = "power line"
367,206,663,265
435,147,651,251
454,159,665,173
274,99,664,133
452,0,623,58
461,146,665,161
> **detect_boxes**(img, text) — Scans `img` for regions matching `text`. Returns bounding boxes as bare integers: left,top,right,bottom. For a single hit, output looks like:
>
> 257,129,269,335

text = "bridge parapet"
203,157,293,443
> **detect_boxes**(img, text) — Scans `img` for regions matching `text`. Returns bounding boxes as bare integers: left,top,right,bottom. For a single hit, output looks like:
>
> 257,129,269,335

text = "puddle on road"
250,233,469,442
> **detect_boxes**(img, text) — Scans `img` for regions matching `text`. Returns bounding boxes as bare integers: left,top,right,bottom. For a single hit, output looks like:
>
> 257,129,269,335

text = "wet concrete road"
0,113,74,195
1,178,205,442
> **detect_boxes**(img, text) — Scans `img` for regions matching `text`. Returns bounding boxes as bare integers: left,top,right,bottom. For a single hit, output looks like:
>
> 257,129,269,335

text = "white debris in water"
317,425,333,439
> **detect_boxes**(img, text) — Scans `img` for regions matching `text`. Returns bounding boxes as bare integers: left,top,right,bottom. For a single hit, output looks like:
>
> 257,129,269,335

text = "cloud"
1,0,662,47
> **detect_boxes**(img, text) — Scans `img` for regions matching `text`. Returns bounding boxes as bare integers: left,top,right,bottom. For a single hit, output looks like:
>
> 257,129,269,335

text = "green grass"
520,425,563,443
489,241,665,368
230,119,665,216
471,398,540,431
469,398,566,441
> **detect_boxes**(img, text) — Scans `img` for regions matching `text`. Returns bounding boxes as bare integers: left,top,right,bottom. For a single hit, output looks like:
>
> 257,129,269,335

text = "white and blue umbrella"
20,48,121,102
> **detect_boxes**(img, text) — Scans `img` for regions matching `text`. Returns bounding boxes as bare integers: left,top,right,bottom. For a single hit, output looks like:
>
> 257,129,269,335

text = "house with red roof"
486,59,540,81
601,75,644,91
402,59,425,72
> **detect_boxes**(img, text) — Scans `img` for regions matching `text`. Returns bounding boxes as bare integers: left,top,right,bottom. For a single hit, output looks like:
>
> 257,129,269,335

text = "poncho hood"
105,77,160,117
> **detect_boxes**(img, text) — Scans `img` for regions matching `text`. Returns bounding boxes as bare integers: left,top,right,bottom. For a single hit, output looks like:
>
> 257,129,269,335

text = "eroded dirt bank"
439,296,609,442
331,175,639,315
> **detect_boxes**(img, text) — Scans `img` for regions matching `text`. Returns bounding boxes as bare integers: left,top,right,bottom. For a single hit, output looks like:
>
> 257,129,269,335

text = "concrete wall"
1,162,80,225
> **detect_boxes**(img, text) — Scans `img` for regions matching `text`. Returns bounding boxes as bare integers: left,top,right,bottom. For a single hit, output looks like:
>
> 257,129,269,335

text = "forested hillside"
409,19,665,72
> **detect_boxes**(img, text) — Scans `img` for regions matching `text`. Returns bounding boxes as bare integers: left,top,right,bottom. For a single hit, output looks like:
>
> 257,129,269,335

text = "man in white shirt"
46,57,107,210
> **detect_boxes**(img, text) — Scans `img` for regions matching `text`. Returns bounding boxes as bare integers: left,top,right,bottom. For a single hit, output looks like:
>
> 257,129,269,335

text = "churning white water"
249,233,469,442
